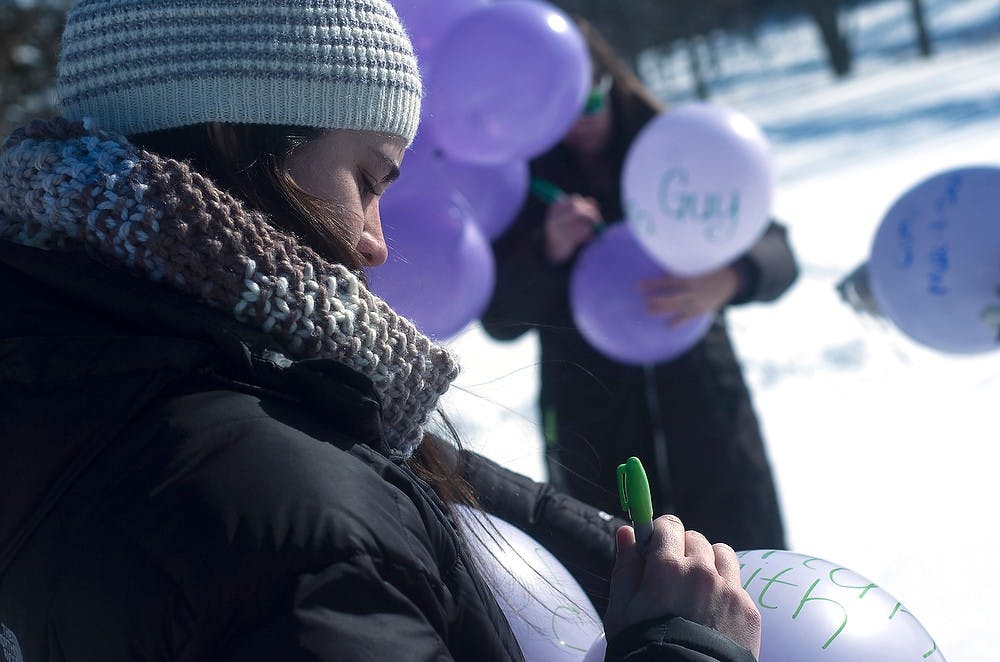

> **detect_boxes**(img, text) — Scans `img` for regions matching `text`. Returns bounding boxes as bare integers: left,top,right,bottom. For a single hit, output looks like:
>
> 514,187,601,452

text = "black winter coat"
481,96,799,552
0,240,755,661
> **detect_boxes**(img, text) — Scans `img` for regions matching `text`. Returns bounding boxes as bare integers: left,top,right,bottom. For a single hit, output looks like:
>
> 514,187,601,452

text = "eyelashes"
359,172,378,199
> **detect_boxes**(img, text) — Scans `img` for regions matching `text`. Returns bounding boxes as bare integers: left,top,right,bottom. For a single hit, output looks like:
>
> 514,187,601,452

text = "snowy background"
437,1,1000,660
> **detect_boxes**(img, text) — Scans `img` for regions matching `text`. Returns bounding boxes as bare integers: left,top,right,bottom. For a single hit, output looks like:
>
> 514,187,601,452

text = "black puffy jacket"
0,241,755,661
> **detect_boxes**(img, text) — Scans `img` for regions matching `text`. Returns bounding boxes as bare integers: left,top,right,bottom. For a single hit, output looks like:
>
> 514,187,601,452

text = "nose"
356,207,388,267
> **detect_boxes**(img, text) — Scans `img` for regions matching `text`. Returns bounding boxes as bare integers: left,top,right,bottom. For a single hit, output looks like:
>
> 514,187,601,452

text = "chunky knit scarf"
0,118,458,455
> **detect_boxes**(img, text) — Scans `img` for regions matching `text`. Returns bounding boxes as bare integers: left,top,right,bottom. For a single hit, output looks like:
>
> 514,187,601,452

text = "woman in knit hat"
0,2,759,660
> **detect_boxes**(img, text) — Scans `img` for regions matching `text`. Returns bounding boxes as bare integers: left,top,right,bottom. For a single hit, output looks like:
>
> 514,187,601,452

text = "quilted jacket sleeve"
217,552,458,662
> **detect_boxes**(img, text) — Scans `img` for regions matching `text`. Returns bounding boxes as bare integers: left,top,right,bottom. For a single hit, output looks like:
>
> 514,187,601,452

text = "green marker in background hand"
529,177,607,234
529,177,567,204
617,456,654,549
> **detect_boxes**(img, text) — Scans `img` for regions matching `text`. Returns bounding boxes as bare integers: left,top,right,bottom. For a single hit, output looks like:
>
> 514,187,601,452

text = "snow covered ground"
438,1,1000,659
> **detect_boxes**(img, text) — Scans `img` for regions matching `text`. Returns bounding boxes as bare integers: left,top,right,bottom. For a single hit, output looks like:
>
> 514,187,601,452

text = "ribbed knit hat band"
57,0,423,142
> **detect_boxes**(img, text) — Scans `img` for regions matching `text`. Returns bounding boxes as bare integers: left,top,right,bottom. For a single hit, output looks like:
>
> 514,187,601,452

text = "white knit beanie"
56,0,422,143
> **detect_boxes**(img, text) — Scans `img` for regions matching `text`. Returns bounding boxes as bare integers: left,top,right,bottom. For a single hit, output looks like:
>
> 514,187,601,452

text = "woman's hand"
543,194,602,264
641,265,741,326
604,515,761,659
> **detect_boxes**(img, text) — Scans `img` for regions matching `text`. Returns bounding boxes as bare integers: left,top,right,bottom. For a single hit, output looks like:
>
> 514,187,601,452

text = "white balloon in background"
455,506,605,660
739,550,945,662
621,103,774,276
868,166,1000,354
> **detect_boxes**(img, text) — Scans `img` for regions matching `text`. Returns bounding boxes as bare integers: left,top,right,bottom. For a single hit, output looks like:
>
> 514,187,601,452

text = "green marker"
617,456,654,548
529,177,607,235
529,177,566,205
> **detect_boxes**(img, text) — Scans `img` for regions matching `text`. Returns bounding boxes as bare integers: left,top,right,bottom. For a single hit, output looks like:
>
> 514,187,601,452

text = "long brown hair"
129,123,477,508
130,123,362,269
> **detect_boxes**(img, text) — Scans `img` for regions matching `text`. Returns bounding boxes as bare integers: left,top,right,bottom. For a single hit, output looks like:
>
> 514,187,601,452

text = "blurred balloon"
621,103,774,276
425,0,591,164
443,156,529,239
391,129,444,201
455,506,603,661
739,549,944,662
396,130,528,239
867,167,1000,354
581,633,606,662
391,0,490,70
570,224,714,365
368,183,495,340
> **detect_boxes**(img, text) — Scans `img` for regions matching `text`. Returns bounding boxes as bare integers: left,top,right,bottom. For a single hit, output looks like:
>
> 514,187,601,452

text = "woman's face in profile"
287,129,407,267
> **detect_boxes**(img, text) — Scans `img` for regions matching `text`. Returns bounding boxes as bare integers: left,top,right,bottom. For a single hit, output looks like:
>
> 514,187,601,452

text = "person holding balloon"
0,1,762,660
482,17,799,553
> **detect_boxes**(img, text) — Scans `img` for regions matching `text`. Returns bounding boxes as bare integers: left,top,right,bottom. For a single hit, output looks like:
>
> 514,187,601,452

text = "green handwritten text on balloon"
736,550,942,660
656,167,742,244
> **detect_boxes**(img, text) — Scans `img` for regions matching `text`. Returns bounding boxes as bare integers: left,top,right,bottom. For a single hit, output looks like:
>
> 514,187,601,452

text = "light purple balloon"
398,130,528,240
582,634,606,662
393,129,447,202
442,156,529,239
391,0,490,69
369,186,495,340
868,167,1000,354
454,506,603,660
622,103,774,276
739,550,945,662
425,0,591,164
570,224,713,365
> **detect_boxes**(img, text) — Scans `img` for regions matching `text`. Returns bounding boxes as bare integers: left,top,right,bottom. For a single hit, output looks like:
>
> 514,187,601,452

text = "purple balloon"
622,103,774,276
393,129,447,201
391,0,489,70
369,185,495,340
398,130,528,240
868,167,1000,354
739,550,944,662
425,0,591,164
442,156,529,239
582,634,607,662
570,224,713,365
455,506,602,660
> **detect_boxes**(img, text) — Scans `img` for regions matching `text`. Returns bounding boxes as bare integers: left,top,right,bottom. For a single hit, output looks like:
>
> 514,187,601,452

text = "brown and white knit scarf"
0,118,458,455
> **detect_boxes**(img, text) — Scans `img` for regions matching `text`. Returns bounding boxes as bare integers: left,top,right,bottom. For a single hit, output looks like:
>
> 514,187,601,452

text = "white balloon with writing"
621,103,774,276
868,166,1000,354
455,506,604,660
739,550,944,662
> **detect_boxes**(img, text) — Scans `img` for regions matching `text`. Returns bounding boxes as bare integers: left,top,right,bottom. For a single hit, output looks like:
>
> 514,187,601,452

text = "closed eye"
359,172,379,199
369,148,401,185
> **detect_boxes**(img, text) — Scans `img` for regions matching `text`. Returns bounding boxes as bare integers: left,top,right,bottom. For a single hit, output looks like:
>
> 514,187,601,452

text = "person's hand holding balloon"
642,265,742,326
604,514,762,658
544,194,603,264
